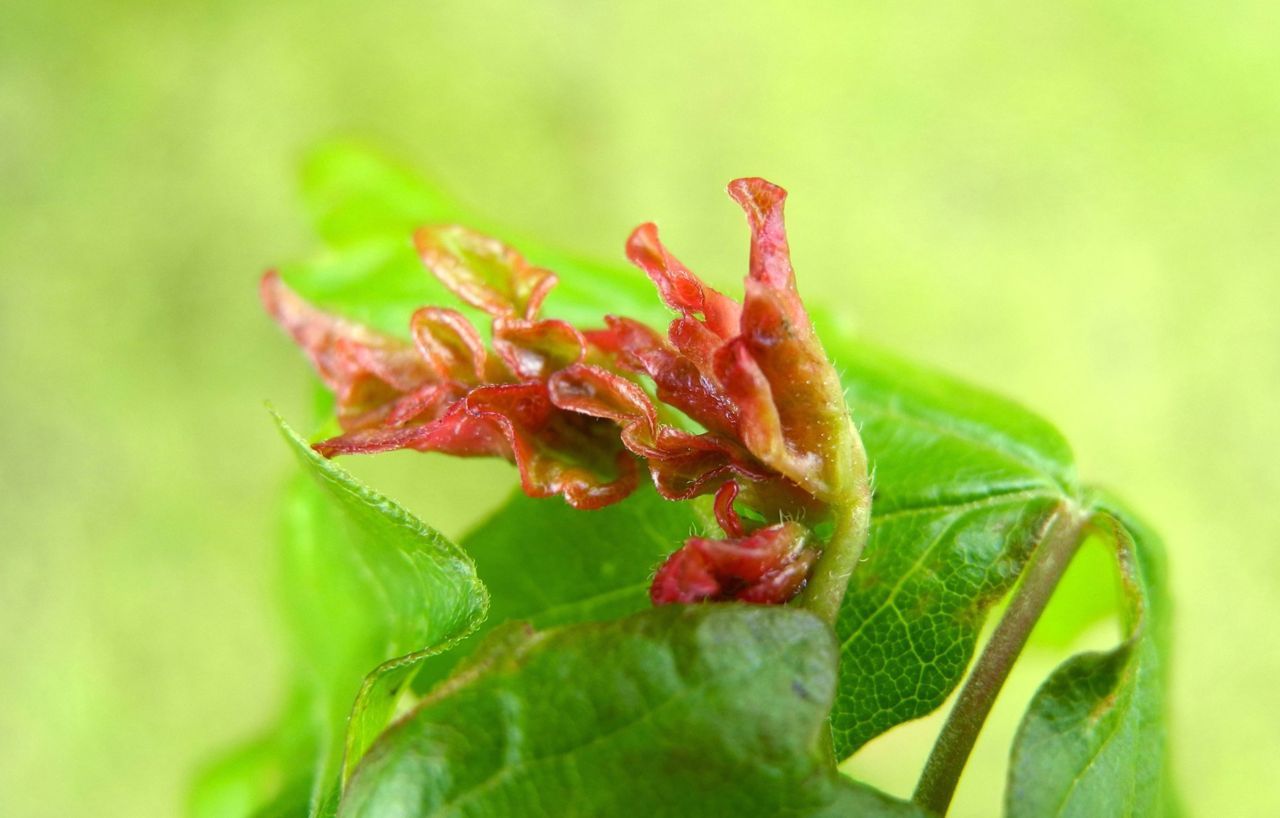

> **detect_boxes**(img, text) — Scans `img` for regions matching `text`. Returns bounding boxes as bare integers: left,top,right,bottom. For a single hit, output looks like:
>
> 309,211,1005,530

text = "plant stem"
799,490,872,625
799,417,873,626
912,502,1089,816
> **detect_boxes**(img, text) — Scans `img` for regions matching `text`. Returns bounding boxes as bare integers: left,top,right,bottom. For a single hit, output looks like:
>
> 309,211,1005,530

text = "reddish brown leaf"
415,225,556,319
650,521,817,605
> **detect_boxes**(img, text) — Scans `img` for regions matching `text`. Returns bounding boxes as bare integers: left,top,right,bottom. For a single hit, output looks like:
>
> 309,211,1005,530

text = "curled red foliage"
649,521,818,606
263,178,854,605
262,226,636,510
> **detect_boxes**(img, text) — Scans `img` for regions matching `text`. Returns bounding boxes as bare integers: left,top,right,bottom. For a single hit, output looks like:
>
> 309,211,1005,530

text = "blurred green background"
3,1,1277,815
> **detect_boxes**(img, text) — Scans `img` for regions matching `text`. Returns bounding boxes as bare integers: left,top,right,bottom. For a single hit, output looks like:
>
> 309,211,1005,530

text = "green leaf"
827,336,1079,756
807,781,931,818
1005,492,1174,818
301,141,468,249
275,415,489,788
339,606,924,818
192,415,489,818
412,484,705,693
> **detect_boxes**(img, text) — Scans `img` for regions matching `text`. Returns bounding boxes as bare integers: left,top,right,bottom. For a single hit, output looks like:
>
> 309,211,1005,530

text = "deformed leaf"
1005,491,1174,818
340,606,925,818
277,240,484,346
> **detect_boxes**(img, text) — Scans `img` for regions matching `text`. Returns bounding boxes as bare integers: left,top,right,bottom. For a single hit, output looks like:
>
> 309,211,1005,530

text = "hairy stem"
798,419,873,625
912,502,1090,816
799,490,872,624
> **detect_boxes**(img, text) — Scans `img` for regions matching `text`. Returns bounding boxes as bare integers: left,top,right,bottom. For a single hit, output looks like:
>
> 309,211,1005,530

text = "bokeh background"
3,1,1277,816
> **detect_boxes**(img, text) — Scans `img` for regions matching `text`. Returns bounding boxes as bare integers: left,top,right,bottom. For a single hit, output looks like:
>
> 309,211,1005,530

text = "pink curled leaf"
415,225,556,319
260,270,434,432
409,307,489,383
492,318,585,381
625,223,740,337
266,176,858,607
650,521,817,605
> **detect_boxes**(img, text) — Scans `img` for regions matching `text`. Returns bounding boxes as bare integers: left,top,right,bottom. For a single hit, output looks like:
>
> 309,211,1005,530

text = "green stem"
798,416,873,626
799,490,872,625
912,503,1090,816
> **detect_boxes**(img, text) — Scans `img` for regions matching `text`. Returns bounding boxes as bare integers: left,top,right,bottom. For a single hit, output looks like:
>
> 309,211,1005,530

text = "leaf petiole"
912,501,1091,816
797,410,873,625
798,490,873,625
